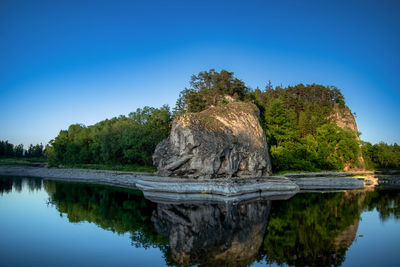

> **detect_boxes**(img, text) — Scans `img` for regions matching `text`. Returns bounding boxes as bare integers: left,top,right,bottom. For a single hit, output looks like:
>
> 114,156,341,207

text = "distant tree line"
362,142,400,169
0,140,44,158
45,69,399,172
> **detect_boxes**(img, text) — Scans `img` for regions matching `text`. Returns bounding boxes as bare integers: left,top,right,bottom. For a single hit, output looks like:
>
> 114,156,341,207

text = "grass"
0,157,47,166
61,163,156,173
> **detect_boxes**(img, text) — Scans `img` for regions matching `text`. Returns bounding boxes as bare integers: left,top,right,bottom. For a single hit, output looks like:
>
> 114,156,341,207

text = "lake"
0,175,399,267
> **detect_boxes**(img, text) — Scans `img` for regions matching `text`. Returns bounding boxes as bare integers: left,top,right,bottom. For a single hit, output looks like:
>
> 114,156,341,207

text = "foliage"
46,105,172,167
361,141,400,169
173,69,249,114
0,140,44,158
26,143,44,158
249,84,360,172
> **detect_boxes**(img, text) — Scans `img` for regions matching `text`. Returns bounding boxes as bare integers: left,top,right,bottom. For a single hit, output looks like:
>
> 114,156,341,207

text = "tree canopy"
46,105,172,166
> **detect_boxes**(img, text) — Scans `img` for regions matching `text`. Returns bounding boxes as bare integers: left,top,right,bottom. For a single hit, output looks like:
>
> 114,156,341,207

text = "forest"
0,140,44,158
35,70,400,172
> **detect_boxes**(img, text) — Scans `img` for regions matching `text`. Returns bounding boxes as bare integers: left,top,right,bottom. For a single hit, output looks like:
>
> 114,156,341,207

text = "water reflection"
0,176,42,194
0,176,399,267
262,191,363,266
152,201,271,266
43,181,169,252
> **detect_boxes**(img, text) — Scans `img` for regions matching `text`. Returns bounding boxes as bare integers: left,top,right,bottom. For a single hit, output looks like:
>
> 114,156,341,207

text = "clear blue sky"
1,0,399,147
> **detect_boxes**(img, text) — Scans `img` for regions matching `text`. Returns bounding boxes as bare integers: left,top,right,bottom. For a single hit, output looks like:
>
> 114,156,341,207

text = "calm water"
0,176,399,267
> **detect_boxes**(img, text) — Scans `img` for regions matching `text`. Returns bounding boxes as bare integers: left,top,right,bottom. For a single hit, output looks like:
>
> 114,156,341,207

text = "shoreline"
0,165,368,202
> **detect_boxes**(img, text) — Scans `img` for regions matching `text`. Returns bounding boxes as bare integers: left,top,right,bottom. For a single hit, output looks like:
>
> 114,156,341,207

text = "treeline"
46,69,398,172
45,106,171,166
362,142,400,169
0,140,44,158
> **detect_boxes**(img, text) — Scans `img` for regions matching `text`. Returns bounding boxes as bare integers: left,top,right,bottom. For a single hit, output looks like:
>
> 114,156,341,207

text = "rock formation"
153,102,272,178
330,104,359,135
151,200,271,266
330,104,365,169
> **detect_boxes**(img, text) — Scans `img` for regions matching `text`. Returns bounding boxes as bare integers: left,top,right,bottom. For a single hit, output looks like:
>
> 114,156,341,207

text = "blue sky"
1,0,399,147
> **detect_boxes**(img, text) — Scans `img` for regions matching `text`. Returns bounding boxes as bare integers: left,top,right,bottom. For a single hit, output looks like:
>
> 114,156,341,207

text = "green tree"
174,69,249,114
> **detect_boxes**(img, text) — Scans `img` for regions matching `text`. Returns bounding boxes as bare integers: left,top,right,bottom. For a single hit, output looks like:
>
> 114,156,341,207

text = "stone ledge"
0,166,367,203
290,177,364,190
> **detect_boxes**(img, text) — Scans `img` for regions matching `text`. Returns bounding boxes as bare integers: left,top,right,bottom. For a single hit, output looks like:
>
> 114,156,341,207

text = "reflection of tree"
0,176,42,194
262,192,363,267
0,176,13,194
43,181,168,253
363,188,400,221
39,179,400,267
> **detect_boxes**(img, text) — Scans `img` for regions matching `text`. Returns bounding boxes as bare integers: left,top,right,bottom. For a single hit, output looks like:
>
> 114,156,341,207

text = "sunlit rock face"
330,104,359,135
329,104,365,169
152,201,271,266
153,102,272,178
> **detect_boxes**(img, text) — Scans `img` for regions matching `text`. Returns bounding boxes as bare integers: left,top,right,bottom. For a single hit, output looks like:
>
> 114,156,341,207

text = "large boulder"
153,102,272,178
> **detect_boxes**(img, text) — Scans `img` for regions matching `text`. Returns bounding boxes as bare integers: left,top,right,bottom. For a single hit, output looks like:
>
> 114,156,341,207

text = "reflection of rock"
334,190,364,251
152,200,271,266
334,218,360,250
153,102,272,178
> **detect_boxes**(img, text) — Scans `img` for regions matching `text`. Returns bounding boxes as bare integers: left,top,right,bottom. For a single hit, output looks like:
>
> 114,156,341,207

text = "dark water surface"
0,176,399,267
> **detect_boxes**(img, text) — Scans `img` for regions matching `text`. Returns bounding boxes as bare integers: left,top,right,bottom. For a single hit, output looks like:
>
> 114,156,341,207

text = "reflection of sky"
343,209,400,267
0,0,399,147
1,177,400,266
0,180,165,267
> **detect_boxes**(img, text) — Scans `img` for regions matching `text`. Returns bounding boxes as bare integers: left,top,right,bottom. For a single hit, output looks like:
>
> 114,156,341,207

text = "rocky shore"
0,165,369,202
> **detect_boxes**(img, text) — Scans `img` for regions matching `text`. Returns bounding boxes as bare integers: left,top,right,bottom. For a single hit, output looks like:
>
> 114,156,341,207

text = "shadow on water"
1,176,399,266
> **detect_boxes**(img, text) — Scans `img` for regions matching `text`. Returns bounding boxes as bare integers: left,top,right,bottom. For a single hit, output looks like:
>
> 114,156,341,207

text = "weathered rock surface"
153,102,272,178
330,104,359,135
292,177,364,190
136,176,299,203
152,200,271,266
330,104,365,169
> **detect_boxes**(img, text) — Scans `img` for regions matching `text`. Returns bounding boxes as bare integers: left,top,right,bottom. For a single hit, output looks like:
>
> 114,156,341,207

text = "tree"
14,144,24,157
47,105,172,166
174,69,249,114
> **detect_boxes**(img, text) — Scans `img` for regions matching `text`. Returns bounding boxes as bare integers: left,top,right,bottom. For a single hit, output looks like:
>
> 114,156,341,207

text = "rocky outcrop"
152,200,271,266
330,104,359,136
153,102,272,178
330,104,365,169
